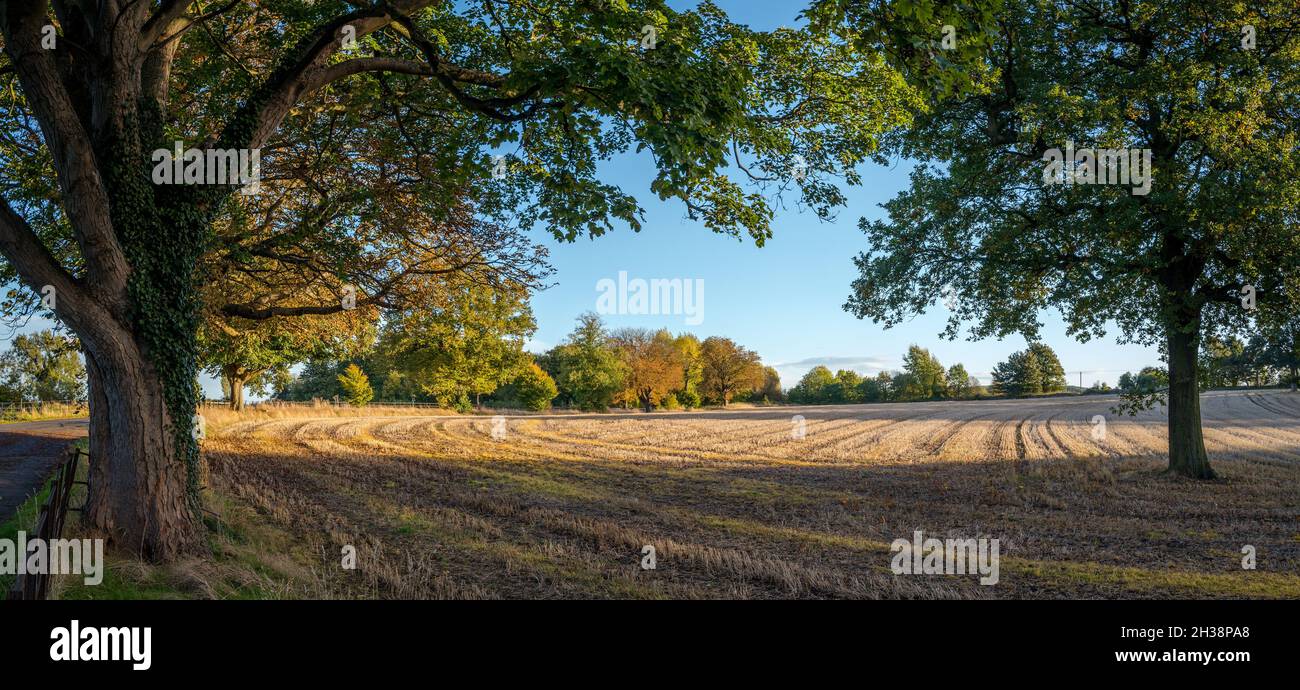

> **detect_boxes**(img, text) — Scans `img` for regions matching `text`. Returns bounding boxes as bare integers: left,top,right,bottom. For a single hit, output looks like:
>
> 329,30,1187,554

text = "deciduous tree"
611,328,681,412
788,365,835,404
546,313,626,411
991,349,1043,397
0,329,85,401
1027,343,1066,393
840,0,1300,478
946,363,971,398
901,345,945,399
337,363,373,406
512,362,558,412
0,0,921,555
381,281,536,408
699,336,763,406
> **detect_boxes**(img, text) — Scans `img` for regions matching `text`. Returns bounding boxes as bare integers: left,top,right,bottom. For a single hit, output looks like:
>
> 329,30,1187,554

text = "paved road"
0,418,88,522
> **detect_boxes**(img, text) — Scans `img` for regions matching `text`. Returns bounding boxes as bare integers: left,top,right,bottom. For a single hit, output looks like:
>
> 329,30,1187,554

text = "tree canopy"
842,0,1300,478
0,0,936,556
0,329,85,401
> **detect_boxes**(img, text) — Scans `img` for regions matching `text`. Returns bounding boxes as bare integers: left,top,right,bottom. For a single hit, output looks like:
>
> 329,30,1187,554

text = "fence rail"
0,400,86,420
6,445,86,601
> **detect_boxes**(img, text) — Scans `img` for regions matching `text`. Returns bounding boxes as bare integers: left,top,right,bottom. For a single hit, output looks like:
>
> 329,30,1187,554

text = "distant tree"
672,334,705,400
337,364,374,407
1257,316,1300,385
611,328,682,412
1199,336,1249,389
277,358,346,401
1241,335,1280,387
1118,372,1135,392
1027,343,1067,393
874,371,895,402
546,313,626,411
827,369,863,403
1019,352,1045,395
199,313,373,410
858,371,892,402
382,283,535,408
675,389,702,410
1140,367,1170,390
902,345,946,399
755,366,784,403
946,363,972,399
1121,367,1169,396
992,349,1044,397
0,330,85,401
699,337,763,406
890,371,917,400
513,363,558,412
788,366,836,404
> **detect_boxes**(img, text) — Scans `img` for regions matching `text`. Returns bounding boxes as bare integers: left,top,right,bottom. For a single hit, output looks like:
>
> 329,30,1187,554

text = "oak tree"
0,0,919,556
838,0,1300,478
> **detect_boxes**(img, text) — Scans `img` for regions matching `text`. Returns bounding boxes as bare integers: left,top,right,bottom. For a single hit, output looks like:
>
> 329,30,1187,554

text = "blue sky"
0,0,1160,399
524,0,1159,389
523,145,1157,389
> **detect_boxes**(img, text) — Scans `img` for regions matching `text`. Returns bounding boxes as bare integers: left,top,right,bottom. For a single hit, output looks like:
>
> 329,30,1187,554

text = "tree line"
273,312,780,412
1198,323,1300,388
1,0,1293,559
0,329,85,402
1116,323,1300,395
4,0,920,556
787,343,1069,404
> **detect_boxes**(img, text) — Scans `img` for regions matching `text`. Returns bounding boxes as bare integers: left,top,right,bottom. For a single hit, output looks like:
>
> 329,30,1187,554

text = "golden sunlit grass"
65,390,1300,599
0,401,87,423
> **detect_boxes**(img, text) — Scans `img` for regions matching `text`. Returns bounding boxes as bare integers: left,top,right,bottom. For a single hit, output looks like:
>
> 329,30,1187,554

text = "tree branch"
228,0,436,149
0,0,131,317
0,195,94,334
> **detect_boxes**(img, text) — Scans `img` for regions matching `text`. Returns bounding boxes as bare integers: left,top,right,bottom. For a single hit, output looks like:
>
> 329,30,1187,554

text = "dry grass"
74,390,1300,599
0,401,87,423
200,401,461,428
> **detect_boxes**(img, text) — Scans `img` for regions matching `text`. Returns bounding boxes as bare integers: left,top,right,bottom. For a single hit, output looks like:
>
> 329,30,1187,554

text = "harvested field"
198,390,1300,599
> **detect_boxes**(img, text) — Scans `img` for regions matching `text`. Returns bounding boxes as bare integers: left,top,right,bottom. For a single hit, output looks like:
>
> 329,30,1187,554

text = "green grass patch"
56,492,326,600
0,402,88,424
0,478,55,594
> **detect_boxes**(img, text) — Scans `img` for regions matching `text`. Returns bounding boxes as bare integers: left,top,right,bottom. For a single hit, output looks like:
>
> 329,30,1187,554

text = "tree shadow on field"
203,416,1300,598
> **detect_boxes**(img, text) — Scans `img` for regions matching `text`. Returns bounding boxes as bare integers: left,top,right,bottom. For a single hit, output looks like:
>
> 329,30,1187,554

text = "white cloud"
524,336,550,354
771,355,896,386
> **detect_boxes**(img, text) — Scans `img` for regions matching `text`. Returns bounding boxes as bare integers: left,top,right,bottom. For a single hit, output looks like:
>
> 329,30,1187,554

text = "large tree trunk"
1166,322,1215,479
82,332,203,560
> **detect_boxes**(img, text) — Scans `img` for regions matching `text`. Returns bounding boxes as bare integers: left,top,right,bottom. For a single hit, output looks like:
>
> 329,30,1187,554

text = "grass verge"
0,402,88,424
